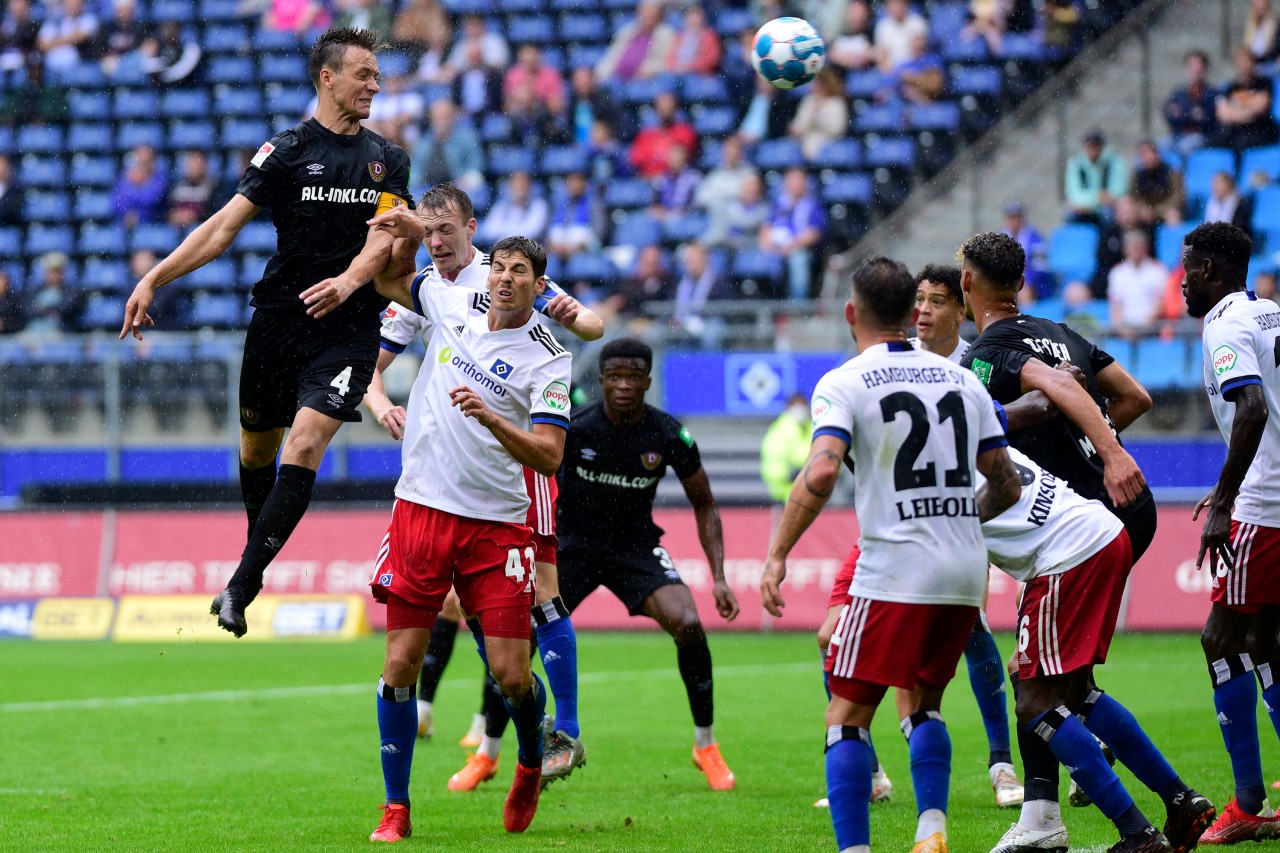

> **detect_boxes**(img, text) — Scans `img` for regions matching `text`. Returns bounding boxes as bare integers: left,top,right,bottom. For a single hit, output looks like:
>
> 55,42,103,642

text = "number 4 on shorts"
330,366,352,396
505,547,535,590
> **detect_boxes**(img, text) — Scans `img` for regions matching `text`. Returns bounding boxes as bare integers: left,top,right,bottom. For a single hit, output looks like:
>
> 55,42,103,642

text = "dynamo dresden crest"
368,161,386,182
640,451,662,470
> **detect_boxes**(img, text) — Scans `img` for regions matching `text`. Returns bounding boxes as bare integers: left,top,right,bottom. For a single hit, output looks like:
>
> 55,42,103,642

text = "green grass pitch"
0,632,1272,851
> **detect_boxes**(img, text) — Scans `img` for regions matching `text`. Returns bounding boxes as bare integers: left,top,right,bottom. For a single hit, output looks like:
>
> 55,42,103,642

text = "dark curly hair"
491,235,547,279
956,232,1025,291
600,338,653,374
915,264,963,305
1184,221,1252,286
852,256,915,326
308,27,387,89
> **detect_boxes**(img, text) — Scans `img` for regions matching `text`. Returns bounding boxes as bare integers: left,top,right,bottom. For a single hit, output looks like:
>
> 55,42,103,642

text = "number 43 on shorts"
505,546,535,592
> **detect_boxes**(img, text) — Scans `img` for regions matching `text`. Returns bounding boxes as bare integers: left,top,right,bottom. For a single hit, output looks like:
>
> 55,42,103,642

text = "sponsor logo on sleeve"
250,141,275,168
1213,345,1238,376
970,358,993,386
811,396,831,420
678,426,695,447
368,161,386,182
542,381,570,411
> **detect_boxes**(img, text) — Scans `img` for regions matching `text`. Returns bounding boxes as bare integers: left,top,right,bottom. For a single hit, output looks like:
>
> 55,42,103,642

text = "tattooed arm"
761,434,847,616
975,445,1022,522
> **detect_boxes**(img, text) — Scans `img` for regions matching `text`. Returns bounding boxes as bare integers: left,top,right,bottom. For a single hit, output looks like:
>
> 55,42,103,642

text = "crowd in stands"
0,0,1133,346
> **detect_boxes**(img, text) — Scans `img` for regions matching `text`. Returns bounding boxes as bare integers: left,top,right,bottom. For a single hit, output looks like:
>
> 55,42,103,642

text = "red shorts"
1211,521,1280,613
827,545,860,610
524,467,558,566
1017,530,1132,679
371,500,536,639
825,596,977,703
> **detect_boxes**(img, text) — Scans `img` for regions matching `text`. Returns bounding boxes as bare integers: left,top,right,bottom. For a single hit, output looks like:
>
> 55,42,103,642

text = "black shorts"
557,544,685,616
1114,490,1157,563
239,308,378,432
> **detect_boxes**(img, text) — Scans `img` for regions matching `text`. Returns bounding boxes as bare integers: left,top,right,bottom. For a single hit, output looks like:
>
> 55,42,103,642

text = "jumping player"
121,28,414,638
555,337,741,791
364,235,571,841
761,256,1022,853
1182,222,1280,844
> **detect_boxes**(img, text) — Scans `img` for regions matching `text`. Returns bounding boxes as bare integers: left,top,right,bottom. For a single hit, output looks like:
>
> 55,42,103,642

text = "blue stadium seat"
83,258,131,293
714,8,755,35
1047,224,1099,283
1098,336,1136,372
1240,145,1280,182
663,212,710,243
202,24,248,53
168,121,217,151
855,103,905,134
379,52,413,79
189,292,245,329
603,179,653,209
622,76,675,105
754,138,805,170
1135,338,1194,390
234,222,278,254
214,87,263,116
129,224,181,254
253,27,302,52
260,55,307,83
0,228,18,258
567,44,607,68
1063,298,1109,329
563,253,615,282
864,136,916,170
611,212,662,246
487,145,536,175
207,56,255,85
1032,296,1066,323
160,89,210,118
67,123,113,152
909,102,961,132
266,86,312,118
508,16,555,43
24,192,70,222
74,190,114,222
443,0,494,12
151,0,195,21
1253,186,1280,233
68,91,111,121
221,120,270,149
812,139,862,170
114,90,159,120
950,65,1002,97
683,76,729,104
200,0,246,19
241,255,268,284
21,158,68,188
49,62,105,87
821,172,874,205
79,293,125,331
560,13,608,42
502,0,545,10
116,122,165,151
732,250,784,283
183,258,238,291
1000,33,1047,61
17,125,64,154
692,105,738,137
24,225,74,256
539,145,586,175
846,71,892,100
1185,147,1237,204
0,126,11,154
1155,222,1196,268
551,0,594,9
942,37,989,63
479,113,512,143
79,225,128,257
930,2,969,39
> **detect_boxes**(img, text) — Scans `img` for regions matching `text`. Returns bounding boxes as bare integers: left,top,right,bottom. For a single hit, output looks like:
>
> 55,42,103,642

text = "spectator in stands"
724,26,762,102
759,167,825,300
504,45,565,114
99,0,144,78
587,119,629,182
895,32,946,104
1061,279,1103,337
800,0,854,42
1164,50,1218,155
1255,270,1279,300
828,0,875,71
1041,0,1079,50
629,91,698,179
547,171,606,260
0,268,21,334
139,20,201,84
595,0,676,83
37,0,98,72
506,77,568,145
1000,201,1053,297
668,6,722,76
568,67,614,146
1131,140,1185,225
335,0,391,40
650,144,702,221
1064,129,1128,224
390,0,448,59
452,42,503,117
876,0,929,72
413,20,453,84
695,136,758,216
1246,0,1280,61
964,0,1008,54
0,55,67,124
448,14,509,72
1107,229,1168,339
740,74,800,144
1092,194,1148,297
1216,46,1280,152
477,171,549,245
1160,262,1188,335
605,244,672,319
0,0,40,84
366,74,425,147
257,0,331,34
412,100,485,193
1204,170,1254,238
789,68,849,159
167,151,214,228
114,145,167,230
26,252,75,335
0,154,19,227
672,241,731,349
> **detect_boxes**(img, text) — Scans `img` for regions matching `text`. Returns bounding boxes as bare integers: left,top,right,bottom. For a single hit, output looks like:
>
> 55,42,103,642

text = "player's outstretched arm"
1094,361,1153,433
975,446,1022,522
120,194,260,340
302,207,426,318
449,385,566,476
761,433,847,617
368,237,421,311
365,348,407,441
543,292,605,341
680,467,738,621
1019,357,1146,507
1198,383,1268,573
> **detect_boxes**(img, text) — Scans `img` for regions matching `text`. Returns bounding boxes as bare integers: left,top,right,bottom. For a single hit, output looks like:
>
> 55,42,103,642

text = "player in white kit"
364,233,571,841
1181,222,1280,844
761,256,1022,853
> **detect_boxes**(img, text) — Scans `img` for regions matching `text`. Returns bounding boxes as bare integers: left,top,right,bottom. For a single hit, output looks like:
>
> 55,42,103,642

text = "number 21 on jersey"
505,546,535,592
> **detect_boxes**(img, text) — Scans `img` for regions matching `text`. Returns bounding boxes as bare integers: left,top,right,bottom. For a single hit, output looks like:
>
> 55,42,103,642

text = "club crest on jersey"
640,451,662,470
378,572,393,586
240,407,259,425
542,381,570,411
490,359,513,380
1213,345,1238,376
368,161,386,182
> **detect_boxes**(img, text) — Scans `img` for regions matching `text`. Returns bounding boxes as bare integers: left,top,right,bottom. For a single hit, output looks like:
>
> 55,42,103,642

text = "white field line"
0,789,69,795
0,661,814,714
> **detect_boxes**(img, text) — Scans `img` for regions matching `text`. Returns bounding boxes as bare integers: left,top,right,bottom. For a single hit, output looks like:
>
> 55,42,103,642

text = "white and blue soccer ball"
751,17,827,90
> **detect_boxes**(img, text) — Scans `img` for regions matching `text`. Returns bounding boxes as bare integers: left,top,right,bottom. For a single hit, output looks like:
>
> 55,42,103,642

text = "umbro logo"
581,448,596,460
454,325,465,335
267,537,282,551
306,163,324,174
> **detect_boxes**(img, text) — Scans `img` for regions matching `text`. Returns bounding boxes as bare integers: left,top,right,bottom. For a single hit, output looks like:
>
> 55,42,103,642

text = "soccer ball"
751,17,827,90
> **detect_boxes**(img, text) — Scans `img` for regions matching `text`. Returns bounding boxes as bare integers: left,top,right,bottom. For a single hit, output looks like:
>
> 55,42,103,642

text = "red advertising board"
1121,505,1214,631
0,512,102,599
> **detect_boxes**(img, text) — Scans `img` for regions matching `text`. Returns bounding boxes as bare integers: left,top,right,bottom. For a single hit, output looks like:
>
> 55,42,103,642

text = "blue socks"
534,597,580,738
1077,689,1181,799
377,677,417,805
503,672,548,769
965,619,1013,765
1032,706,1147,834
1212,654,1266,814
902,711,951,816
826,725,873,850
1259,663,1280,745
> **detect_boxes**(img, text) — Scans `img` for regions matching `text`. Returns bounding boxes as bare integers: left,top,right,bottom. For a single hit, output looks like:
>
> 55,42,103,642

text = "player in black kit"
557,338,741,791
119,28,413,637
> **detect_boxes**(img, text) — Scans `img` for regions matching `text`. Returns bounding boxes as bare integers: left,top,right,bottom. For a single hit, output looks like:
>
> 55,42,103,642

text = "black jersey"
961,314,1150,512
558,401,703,552
235,118,412,328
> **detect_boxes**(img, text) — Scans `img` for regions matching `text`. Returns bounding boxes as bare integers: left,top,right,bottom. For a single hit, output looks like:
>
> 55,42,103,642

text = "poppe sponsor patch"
542,381,570,411
1213,345,1238,376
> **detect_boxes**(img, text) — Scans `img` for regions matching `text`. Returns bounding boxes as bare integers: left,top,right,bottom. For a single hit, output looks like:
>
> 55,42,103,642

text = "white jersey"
1202,290,1280,527
811,341,1007,606
908,336,969,365
396,274,573,524
980,444,1122,582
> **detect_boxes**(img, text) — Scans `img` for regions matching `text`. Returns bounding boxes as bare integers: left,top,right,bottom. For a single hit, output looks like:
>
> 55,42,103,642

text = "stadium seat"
234,222,277,254
508,16,555,43
241,255,268,284
78,293,125,332
24,225,75,257
160,89,211,119
551,0,594,10
754,138,805,171
221,120,270,149
622,76,675,105
950,65,1003,97
68,91,111,121
21,158,68,188
563,253,615,282
488,145,536,175
1184,147,1236,206
1098,336,1136,373
821,172,874,205
683,76,729,104
479,113,512,143
846,71,892,100
930,2,970,39
909,102,961,132
114,90,159,121
692,106,738,137
854,103,905,134
560,13,608,42
252,27,302,53
189,292,245,329
207,56,256,85
1155,222,1196,268
0,126,11,155
1000,33,1047,61
539,145,587,176
151,0,195,21
129,224,181,254
1031,296,1066,323
663,212,710,244
732,250,784,288
266,86,312,119
567,44,607,69
17,125,64,154
942,37,990,63
24,193,70,222
1047,224,1099,284
73,190,114,222
1135,338,1194,390
611,212,662,247
83,258,131,293
444,0,494,12
811,139,863,171
1240,145,1280,183
200,0,244,20
116,122,165,151
168,121,217,151
49,61,105,87
214,87,264,117
0,228,19,258
1253,187,1280,233
202,24,249,53
863,136,916,170
183,258,238,291
79,225,128,257
502,0,546,11
68,123,113,152
602,179,654,210
260,55,308,84
714,7,755,35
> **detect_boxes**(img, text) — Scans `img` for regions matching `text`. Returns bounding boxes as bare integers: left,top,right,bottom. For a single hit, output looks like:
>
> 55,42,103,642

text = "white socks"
915,808,946,843
478,734,502,760
694,725,715,749
1019,798,1064,831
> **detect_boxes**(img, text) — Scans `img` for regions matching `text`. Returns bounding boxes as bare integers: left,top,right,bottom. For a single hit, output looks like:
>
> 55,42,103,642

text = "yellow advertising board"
112,595,368,642
31,598,116,640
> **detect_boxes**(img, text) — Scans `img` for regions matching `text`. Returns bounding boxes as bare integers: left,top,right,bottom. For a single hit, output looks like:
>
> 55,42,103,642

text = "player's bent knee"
671,614,705,646
490,663,532,700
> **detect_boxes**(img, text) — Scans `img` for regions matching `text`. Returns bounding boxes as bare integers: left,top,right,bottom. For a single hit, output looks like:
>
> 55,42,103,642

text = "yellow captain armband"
375,193,408,216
